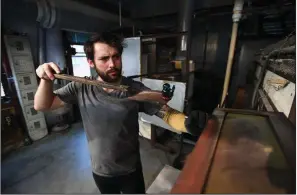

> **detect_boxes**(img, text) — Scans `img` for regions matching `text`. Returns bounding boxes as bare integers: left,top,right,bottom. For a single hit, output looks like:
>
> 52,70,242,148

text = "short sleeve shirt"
54,77,161,176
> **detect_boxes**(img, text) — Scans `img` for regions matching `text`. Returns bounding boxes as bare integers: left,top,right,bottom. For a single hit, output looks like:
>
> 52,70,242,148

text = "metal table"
171,108,295,194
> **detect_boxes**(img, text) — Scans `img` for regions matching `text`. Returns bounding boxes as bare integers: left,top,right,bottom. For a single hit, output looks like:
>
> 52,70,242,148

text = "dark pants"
92,166,145,194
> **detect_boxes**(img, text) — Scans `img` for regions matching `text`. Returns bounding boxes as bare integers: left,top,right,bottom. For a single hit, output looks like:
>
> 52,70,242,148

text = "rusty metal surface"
171,110,225,194
267,112,296,171
204,113,294,193
171,109,295,194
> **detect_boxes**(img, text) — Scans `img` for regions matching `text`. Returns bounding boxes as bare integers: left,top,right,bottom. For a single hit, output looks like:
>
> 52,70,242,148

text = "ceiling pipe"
220,0,244,107
119,0,122,27
177,0,194,52
176,0,195,81
36,0,57,65
36,0,57,28
26,0,135,26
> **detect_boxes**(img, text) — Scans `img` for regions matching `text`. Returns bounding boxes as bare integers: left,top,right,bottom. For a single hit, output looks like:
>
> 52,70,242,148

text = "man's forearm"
155,105,188,133
34,79,55,111
155,105,208,136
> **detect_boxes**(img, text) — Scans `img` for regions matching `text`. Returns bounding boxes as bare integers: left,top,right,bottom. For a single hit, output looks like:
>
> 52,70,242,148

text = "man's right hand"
36,62,61,81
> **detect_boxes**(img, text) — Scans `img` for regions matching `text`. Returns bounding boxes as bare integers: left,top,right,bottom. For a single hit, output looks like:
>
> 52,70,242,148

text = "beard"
94,65,122,83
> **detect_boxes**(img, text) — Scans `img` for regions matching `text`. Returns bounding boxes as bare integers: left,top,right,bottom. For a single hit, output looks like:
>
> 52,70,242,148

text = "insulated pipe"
220,23,239,106
176,0,194,81
220,0,244,107
177,0,194,52
36,0,56,28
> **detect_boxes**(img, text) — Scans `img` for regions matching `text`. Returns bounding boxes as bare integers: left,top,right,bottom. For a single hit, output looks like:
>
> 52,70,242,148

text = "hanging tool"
54,74,129,91
53,73,175,104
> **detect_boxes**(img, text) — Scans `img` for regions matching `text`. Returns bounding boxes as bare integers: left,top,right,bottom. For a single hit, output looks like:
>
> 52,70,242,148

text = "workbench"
171,108,296,194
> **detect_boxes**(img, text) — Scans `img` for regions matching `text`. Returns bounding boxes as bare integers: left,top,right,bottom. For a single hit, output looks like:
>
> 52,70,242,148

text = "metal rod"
54,74,129,91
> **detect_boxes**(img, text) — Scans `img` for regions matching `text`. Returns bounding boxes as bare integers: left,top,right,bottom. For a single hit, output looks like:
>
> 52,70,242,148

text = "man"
34,33,206,194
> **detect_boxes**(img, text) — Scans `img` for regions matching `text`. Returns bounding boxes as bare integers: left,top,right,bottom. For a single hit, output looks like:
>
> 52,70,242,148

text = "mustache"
106,68,121,74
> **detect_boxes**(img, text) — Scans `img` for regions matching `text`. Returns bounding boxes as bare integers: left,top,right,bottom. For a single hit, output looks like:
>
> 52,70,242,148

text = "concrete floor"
1,122,182,194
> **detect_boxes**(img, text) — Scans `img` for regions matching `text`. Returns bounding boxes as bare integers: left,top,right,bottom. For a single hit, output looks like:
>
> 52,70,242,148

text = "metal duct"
177,0,194,52
36,0,57,64
28,0,136,26
36,0,57,28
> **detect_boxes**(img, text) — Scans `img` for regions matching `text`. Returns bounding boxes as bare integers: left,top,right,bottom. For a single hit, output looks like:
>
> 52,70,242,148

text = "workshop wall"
2,0,118,69
2,0,39,65
45,27,66,69
227,38,280,106
234,39,280,86
190,14,233,79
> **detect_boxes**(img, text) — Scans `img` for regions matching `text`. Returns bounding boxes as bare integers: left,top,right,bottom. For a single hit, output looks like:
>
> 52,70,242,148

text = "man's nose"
108,58,116,68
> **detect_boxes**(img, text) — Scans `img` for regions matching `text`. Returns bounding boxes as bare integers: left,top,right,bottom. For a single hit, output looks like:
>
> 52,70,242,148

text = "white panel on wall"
4,35,48,141
71,45,91,77
29,129,48,142
141,78,186,112
122,37,141,78
20,89,36,106
5,36,31,55
15,73,38,90
27,118,47,133
24,105,43,121
12,55,35,73
139,78,186,134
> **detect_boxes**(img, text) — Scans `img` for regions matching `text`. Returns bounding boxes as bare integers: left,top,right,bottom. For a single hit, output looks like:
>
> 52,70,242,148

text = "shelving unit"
251,34,296,124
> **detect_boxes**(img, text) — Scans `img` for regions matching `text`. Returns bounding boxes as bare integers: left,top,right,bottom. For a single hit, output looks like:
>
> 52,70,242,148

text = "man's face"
88,42,122,83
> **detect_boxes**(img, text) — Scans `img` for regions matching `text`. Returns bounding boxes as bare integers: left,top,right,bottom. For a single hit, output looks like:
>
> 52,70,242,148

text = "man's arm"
34,62,65,111
155,105,187,132
140,99,208,136
34,62,79,112
154,105,208,136
134,80,208,136
34,79,65,111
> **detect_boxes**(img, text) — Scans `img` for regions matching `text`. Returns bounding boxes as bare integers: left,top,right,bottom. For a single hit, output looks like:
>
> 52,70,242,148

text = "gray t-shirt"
54,77,161,176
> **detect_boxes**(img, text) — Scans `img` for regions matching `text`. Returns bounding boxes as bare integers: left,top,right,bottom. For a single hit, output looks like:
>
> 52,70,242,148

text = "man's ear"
87,59,95,68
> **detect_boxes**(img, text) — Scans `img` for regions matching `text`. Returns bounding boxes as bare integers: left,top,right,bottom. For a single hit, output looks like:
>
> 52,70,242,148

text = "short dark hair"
84,32,125,61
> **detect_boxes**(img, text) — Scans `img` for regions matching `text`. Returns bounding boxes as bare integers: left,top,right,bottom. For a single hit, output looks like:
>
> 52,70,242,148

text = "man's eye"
113,55,120,60
100,57,109,61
